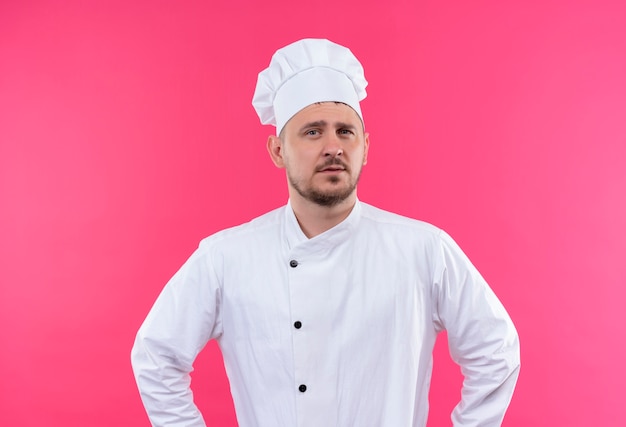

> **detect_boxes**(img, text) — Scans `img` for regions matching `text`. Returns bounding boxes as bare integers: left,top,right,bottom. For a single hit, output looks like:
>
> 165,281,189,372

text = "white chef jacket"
131,200,520,427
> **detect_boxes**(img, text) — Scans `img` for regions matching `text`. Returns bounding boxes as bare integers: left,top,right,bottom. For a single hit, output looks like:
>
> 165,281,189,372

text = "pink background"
1,1,625,425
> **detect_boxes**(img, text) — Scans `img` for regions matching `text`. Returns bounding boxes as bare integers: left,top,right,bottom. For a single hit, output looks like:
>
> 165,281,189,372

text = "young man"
131,38,520,427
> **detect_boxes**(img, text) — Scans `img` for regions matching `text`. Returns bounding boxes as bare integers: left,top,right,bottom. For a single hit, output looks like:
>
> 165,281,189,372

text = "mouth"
319,166,345,173
317,161,348,173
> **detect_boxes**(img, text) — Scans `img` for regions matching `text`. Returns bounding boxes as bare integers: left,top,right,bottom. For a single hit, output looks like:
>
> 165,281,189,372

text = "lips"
320,165,345,172
317,160,347,172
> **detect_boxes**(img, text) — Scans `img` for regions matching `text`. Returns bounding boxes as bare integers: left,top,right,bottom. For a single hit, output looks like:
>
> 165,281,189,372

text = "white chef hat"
252,38,368,135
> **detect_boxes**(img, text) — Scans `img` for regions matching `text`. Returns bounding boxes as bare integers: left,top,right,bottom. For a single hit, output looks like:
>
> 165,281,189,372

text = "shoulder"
359,203,468,258
197,205,285,252
358,202,444,240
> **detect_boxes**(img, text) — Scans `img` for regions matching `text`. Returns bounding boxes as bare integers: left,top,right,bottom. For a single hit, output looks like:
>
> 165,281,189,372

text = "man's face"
268,102,369,207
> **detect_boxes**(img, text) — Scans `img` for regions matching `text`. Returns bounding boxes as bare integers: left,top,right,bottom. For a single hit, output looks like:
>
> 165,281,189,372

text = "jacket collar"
284,199,362,254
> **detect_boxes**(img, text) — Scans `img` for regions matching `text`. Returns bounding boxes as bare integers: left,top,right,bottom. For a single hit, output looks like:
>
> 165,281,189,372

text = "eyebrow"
299,120,358,132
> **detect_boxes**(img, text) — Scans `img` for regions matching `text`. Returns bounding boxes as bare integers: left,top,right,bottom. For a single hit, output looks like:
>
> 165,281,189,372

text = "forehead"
286,102,363,129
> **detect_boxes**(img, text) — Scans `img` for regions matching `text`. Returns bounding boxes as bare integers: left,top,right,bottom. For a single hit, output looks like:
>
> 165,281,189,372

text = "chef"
131,38,520,427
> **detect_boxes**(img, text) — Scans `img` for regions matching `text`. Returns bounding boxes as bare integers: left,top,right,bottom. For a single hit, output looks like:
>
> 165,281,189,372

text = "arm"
432,231,520,427
131,245,223,427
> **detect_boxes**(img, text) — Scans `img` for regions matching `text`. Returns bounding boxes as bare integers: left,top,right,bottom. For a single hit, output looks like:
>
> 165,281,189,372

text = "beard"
288,159,362,207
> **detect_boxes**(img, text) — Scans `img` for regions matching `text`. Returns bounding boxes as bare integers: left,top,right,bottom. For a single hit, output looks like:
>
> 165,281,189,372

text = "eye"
338,129,354,135
305,129,320,136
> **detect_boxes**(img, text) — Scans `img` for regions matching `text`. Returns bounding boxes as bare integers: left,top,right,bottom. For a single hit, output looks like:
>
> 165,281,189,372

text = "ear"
267,135,285,168
362,132,370,166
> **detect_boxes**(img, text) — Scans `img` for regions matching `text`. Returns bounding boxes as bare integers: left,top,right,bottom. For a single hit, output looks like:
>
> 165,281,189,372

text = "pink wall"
1,1,625,425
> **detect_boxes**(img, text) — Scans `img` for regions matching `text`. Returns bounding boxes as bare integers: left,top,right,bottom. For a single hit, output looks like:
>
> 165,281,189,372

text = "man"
131,38,520,427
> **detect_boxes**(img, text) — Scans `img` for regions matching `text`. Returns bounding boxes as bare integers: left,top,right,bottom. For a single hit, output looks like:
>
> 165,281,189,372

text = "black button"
289,260,298,268
294,321,302,329
298,384,307,392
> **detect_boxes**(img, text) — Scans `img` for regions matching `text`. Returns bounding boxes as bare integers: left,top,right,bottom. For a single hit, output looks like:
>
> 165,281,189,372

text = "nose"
323,133,343,157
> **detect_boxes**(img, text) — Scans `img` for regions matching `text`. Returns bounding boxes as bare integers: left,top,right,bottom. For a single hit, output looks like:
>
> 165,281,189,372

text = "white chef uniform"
131,200,520,426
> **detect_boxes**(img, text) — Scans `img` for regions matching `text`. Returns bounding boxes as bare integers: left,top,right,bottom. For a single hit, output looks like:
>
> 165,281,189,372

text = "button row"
290,259,305,395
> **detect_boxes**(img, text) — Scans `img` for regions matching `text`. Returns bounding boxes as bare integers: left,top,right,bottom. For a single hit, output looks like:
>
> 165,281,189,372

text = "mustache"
316,158,349,172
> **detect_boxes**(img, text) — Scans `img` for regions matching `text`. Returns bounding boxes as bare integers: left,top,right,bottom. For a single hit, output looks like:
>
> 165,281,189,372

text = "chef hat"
252,38,368,135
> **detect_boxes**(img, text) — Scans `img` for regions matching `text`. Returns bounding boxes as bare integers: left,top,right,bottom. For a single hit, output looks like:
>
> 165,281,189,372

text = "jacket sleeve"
432,230,520,427
130,244,223,427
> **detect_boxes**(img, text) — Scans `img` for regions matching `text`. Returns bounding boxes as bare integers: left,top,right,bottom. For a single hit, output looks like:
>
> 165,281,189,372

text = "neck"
289,192,357,238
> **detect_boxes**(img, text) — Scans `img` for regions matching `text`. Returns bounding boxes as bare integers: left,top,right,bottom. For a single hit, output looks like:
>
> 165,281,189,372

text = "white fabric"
273,67,361,134
252,38,368,134
131,200,520,427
